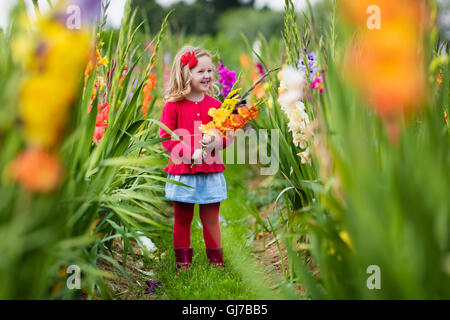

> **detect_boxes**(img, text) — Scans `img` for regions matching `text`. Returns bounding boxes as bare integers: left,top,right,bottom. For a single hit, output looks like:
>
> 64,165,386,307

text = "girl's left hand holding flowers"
190,129,222,168
201,129,222,151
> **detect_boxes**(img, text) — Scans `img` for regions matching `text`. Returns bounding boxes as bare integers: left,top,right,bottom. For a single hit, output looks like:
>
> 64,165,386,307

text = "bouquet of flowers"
190,67,279,168
200,88,260,138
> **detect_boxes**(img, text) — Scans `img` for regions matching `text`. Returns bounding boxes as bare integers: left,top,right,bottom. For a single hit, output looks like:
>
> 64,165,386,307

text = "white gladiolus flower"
288,121,303,133
278,90,302,108
296,100,306,112
277,65,314,165
296,101,310,123
293,133,308,148
281,66,306,93
298,149,311,165
252,39,262,58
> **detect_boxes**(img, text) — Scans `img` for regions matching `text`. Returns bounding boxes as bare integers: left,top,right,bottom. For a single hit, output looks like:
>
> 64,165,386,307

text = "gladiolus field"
0,0,449,300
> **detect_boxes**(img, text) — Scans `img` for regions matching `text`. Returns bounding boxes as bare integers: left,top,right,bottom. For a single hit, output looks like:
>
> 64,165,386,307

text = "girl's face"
190,55,214,94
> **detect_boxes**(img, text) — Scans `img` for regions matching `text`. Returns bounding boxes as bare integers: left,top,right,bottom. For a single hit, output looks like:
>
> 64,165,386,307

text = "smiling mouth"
201,80,210,85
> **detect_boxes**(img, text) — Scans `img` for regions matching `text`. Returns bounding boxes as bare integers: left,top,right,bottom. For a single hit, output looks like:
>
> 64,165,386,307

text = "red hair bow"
180,50,198,69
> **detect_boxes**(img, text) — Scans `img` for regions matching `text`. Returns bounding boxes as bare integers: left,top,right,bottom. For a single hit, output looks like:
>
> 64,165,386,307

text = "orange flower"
84,60,94,85
119,66,128,86
231,114,245,128
240,53,251,70
238,106,251,119
249,105,260,119
250,66,265,100
222,119,234,130
252,84,265,101
142,73,157,117
9,148,62,193
340,0,425,28
341,0,430,121
89,218,101,236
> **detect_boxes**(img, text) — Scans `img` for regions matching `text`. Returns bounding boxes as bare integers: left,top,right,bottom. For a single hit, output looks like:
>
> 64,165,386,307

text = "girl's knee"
174,211,194,225
199,211,219,225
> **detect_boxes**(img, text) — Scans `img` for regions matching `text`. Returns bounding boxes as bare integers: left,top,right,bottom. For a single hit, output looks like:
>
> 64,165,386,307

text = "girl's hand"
191,148,204,163
201,130,221,151
190,148,207,168
201,133,213,146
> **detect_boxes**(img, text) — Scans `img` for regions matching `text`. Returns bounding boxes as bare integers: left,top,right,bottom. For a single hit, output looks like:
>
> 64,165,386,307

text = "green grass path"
137,163,290,300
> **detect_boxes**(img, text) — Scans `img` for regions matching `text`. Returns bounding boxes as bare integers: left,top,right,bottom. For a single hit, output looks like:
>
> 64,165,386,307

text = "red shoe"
174,248,193,273
206,248,225,269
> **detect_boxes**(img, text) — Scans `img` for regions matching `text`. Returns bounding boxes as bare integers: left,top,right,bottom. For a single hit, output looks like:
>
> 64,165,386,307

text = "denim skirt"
165,172,227,204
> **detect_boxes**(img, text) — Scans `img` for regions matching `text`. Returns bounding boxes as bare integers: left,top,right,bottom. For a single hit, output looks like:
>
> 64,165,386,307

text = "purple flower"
73,0,102,25
144,281,162,294
128,79,138,101
297,44,319,81
217,62,236,97
164,51,171,66
436,40,448,56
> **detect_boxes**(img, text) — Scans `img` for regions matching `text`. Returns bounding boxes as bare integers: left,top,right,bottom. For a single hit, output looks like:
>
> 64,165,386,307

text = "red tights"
172,201,221,249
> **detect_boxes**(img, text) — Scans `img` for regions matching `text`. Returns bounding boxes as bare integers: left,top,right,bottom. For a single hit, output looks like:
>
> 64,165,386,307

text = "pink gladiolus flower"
93,126,105,145
92,101,110,144
256,62,265,77
311,76,324,93
95,102,109,127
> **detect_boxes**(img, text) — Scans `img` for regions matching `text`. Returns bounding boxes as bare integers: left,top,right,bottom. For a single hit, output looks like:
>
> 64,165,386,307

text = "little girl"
159,46,234,273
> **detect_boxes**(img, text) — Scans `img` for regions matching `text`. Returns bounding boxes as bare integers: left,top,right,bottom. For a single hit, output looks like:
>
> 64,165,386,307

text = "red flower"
95,102,110,127
92,101,110,144
93,126,105,145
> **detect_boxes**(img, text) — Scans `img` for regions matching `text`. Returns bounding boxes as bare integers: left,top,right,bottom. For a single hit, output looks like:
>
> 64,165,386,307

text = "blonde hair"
164,46,219,102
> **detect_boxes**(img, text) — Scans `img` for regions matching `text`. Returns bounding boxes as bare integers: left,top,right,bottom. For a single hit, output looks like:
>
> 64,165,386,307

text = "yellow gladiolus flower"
200,87,259,138
339,231,355,252
199,122,216,136
18,15,90,149
96,48,108,67
208,108,217,117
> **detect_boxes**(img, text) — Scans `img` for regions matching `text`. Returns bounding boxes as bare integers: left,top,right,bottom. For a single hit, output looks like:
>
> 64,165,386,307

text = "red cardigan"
159,94,234,174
